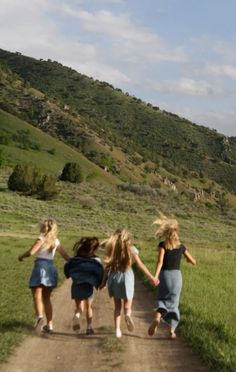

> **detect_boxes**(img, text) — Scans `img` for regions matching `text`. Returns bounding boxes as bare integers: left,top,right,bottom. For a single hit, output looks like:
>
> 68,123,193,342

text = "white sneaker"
115,328,122,338
34,316,43,330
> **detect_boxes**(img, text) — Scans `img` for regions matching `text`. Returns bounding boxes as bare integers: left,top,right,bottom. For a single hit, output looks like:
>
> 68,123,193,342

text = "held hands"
150,276,160,287
99,282,106,290
18,255,24,262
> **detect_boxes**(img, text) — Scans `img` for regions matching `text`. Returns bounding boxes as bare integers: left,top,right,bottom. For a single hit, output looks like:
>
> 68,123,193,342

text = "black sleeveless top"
159,241,186,270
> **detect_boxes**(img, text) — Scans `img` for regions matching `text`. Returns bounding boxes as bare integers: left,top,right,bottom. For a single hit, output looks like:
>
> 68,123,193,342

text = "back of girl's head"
40,218,58,251
104,229,132,272
40,218,57,235
153,213,180,249
73,237,99,257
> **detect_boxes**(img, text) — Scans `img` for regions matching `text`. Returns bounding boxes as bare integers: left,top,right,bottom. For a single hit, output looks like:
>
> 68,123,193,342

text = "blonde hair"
40,218,58,251
153,214,180,250
104,229,132,272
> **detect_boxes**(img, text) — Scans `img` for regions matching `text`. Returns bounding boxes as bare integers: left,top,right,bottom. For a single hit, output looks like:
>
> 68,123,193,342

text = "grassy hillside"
0,109,116,184
1,48,236,193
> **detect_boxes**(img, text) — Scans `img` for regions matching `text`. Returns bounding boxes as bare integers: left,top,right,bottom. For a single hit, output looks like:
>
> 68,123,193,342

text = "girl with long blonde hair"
100,229,157,338
148,214,196,339
18,218,69,332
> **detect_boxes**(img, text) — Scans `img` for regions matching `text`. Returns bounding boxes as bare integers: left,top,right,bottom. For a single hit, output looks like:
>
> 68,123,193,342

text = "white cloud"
62,6,187,63
205,64,236,80
152,78,225,97
0,0,131,86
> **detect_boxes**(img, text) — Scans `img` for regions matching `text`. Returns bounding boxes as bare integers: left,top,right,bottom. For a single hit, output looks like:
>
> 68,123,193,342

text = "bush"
79,196,96,209
60,162,83,183
8,163,41,194
8,163,57,199
38,174,57,200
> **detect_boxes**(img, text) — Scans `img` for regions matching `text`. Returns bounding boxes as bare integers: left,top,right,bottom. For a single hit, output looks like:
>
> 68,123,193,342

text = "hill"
1,48,236,194
0,109,117,184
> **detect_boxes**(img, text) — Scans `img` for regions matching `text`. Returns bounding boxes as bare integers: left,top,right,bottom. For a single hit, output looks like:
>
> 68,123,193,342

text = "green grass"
0,109,117,184
101,337,124,352
0,167,236,369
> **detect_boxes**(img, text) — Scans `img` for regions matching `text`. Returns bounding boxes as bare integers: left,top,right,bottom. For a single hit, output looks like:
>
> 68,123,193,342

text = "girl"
64,237,104,335
148,215,196,339
100,229,157,338
18,218,69,333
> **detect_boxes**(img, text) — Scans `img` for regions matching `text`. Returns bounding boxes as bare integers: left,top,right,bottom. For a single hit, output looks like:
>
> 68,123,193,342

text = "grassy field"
0,168,236,370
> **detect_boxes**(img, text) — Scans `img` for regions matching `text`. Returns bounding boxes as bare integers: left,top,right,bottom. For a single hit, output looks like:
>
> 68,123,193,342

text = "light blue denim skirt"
107,268,134,300
154,270,182,330
29,258,58,288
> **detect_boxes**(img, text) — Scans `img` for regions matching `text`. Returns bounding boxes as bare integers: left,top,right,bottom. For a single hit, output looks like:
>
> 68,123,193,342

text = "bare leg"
85,299,93,328
124,299,134,331
42,287,53,329
31,287,43,317
72,299,84,331
114,298,122,337
75,299,84,316
85,299,94,334
123,299,132,316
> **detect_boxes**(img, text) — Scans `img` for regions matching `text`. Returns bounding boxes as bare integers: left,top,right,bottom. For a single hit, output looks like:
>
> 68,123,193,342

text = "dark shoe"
41,325,53,334
86,328,94,335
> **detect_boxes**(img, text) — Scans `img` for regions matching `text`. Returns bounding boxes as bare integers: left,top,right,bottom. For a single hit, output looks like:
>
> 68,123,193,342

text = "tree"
60,162,83,183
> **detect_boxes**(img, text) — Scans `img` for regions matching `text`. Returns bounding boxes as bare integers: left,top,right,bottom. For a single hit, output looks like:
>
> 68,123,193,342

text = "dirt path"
0,279,209,372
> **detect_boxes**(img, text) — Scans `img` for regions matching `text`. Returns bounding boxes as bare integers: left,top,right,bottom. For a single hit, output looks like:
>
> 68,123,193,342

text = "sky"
1,0,236,136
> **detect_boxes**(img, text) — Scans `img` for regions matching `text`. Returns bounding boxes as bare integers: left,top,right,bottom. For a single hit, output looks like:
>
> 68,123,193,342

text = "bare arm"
99,267,110,289
184,250,196,265
18,239,42,261
154,247,165,280
57,245,70,261
133,254,158,286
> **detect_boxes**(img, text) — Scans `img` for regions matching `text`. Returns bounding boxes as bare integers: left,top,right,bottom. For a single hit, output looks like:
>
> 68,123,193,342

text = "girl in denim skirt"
100,229,157,338
18,218,69,333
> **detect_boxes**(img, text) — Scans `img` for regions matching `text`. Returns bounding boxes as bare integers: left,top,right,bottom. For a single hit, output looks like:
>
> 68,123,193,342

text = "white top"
131,245,139,257
36,235,60,260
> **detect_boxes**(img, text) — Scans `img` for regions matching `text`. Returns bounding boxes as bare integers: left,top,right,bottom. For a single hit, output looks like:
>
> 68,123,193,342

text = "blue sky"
1,0,236,135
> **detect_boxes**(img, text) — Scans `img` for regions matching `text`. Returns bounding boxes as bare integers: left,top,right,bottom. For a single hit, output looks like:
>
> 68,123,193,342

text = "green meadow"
0,168,236,371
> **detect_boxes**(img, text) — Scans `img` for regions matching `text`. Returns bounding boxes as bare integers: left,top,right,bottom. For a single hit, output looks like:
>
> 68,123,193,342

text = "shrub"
60,162,83,183
38,174,57,200
79,196,96,209
8,163,57,200
8,163,41,194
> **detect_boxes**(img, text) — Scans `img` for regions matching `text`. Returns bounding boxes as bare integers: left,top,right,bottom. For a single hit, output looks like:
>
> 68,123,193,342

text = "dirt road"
0,278,209,372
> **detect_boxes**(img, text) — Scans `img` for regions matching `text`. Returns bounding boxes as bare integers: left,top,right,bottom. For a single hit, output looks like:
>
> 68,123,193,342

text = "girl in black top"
148,215,196,339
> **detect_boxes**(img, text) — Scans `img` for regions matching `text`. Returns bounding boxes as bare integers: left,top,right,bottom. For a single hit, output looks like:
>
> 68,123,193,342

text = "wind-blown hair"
40,218,58,251
104,229,132,272
153,214,180,250
73,237,99,257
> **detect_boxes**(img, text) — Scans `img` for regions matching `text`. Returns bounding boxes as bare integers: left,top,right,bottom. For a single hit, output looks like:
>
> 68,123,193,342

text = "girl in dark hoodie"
64,237,104,335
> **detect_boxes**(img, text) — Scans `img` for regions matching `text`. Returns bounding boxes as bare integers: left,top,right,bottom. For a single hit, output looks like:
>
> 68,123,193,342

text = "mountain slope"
1,48,236,193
